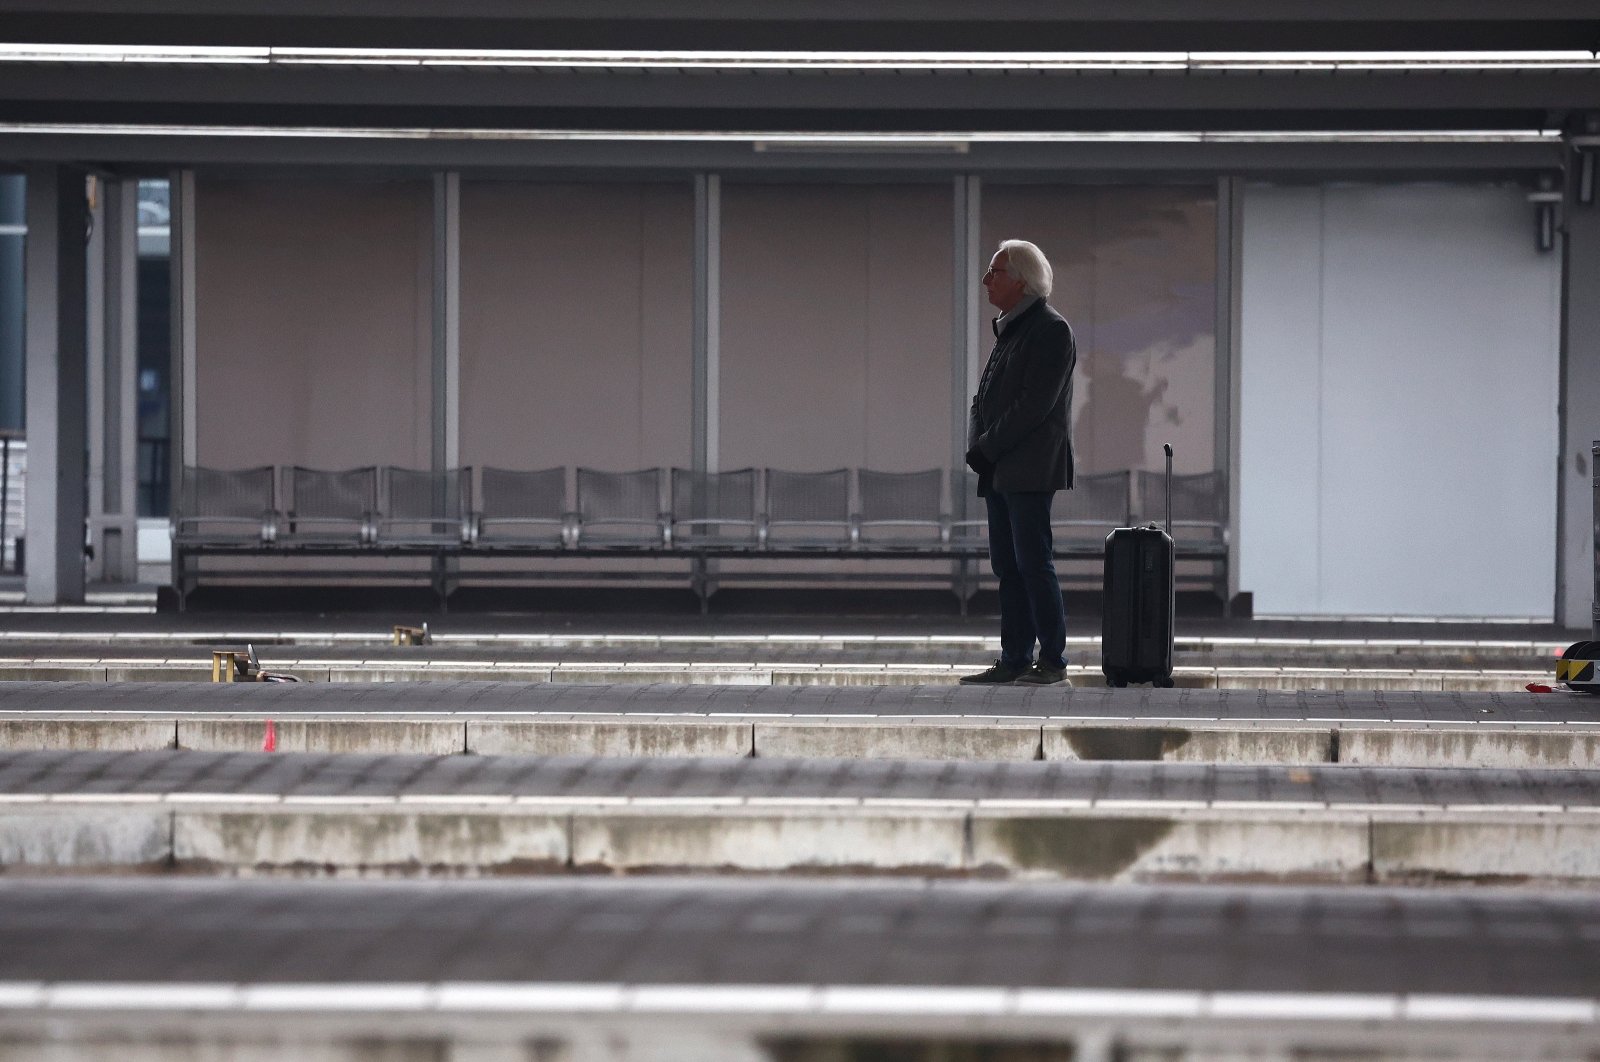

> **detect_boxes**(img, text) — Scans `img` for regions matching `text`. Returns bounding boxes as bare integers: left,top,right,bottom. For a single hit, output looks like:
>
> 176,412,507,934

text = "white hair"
998,239,1053,299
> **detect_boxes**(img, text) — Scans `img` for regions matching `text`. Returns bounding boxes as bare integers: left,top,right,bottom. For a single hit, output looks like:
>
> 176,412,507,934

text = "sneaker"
1014,663,1067,686
959,659,1028,685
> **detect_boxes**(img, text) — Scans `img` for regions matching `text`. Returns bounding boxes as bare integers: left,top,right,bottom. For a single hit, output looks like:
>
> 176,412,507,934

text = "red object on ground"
1525,682,1554,694
262,719,277,752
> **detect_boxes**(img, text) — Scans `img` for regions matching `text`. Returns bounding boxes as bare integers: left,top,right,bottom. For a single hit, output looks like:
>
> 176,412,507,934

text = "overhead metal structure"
1,0,1598,53
0,0,1593,174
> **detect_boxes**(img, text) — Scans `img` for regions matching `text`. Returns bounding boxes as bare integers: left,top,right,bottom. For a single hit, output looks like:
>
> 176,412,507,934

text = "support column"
951,176,982,482
167,169,195,589
85,176,104,576
1217,177,1246,613
431,172,460,473
23,165,89,603
0,176,22,575
692,174,721,474
951,177,983,609
88,177,138,582
1559,138,1600,630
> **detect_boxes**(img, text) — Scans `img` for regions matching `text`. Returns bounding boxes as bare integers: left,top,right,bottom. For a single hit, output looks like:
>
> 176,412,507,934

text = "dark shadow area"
159,584,1231,620
765,1041,1076,1062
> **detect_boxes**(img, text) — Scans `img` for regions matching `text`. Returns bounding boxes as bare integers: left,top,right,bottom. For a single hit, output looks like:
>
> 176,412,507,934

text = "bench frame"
173,465,1230,613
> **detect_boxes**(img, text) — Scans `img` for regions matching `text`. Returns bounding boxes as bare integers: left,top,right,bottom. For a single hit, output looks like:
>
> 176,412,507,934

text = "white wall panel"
1240,184,1560,618
1237,187,1324,613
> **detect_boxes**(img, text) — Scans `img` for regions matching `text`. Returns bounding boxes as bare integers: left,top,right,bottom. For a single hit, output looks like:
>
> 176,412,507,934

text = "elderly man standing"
960,239,1076,687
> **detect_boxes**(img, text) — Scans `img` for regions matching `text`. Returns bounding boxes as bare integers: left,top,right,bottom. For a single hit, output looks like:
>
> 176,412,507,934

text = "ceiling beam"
0,1,1596,52
0,128,1564,179
0,66,1593,134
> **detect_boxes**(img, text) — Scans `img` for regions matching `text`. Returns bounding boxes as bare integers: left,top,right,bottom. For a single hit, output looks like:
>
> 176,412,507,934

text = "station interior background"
0,171,1565,619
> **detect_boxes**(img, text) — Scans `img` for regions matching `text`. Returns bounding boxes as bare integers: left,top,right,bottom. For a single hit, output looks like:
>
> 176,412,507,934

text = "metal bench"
171,465,279,607
574,467,668,548
474,466,571,548
763,468,853,549
1136,467,1228,599
1053,470,1133,552
172,464,278,548
281,466,377,546
669,468,760,549
670,467,760,607
857,468,945,548
376,467,470,547
170,463,1232,614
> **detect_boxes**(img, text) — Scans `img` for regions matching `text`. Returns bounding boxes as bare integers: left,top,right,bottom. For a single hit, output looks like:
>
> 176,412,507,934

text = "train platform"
3,748,1600,883
0,608,1576,692
0,878,1595,1060
1,680,1597,768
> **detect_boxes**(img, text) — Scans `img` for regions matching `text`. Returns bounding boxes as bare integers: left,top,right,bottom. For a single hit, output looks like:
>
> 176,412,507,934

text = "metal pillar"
430,173,461,610
951,176,982,477
1558,137,1600,630
1593,440,1599,639
692,174,720,475
951,176,982,610
0,175,23,435
167,168,195,590
431,172,460,473
1217,176,1246,614
87,178,139,582
22,165,89,603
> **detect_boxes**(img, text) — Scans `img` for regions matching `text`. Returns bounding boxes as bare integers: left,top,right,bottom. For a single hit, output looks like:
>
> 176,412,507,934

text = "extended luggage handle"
1163,443,1173,537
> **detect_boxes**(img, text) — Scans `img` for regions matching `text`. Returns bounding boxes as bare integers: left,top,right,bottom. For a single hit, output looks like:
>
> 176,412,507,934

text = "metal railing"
0,432,20,573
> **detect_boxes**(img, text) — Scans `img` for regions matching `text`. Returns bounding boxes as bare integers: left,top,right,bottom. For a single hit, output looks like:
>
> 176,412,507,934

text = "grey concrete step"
0,629,1567,694
7,749,1597,807
3,751,1600,883
0,878,1596,1062
0,629,1565,658
1,681,1598,767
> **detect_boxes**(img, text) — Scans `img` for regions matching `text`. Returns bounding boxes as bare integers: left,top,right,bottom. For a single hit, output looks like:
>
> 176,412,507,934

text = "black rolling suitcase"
1102,443,1176,688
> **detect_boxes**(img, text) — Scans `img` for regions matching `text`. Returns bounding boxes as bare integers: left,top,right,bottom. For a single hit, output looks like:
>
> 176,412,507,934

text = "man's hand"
964,446,994,476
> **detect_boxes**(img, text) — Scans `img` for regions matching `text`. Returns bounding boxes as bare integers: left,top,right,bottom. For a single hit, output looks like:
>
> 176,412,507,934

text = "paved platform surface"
1,679,1594,722
5,749,1599,809
0,613,1571,691
0,878,1594,997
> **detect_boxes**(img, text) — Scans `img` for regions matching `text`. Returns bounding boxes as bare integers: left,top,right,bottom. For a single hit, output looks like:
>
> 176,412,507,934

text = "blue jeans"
985,490,1067,670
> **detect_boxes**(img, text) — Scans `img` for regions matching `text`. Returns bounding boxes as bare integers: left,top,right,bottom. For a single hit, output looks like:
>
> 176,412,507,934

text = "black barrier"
1593,441,1598,639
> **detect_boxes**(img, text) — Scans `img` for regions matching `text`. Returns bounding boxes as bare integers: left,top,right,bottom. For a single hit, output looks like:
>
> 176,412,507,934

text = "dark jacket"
968,298,1076,496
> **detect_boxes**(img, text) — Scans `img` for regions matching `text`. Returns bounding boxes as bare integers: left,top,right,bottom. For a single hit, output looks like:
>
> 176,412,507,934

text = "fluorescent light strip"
0,45,1597,72
0,982,1594,1023
0,122,1561,144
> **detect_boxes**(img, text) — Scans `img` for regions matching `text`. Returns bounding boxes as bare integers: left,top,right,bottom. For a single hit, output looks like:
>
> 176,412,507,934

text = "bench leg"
174,550,188,612
432,554,451,613
691,555,710,614
953,559,972,617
